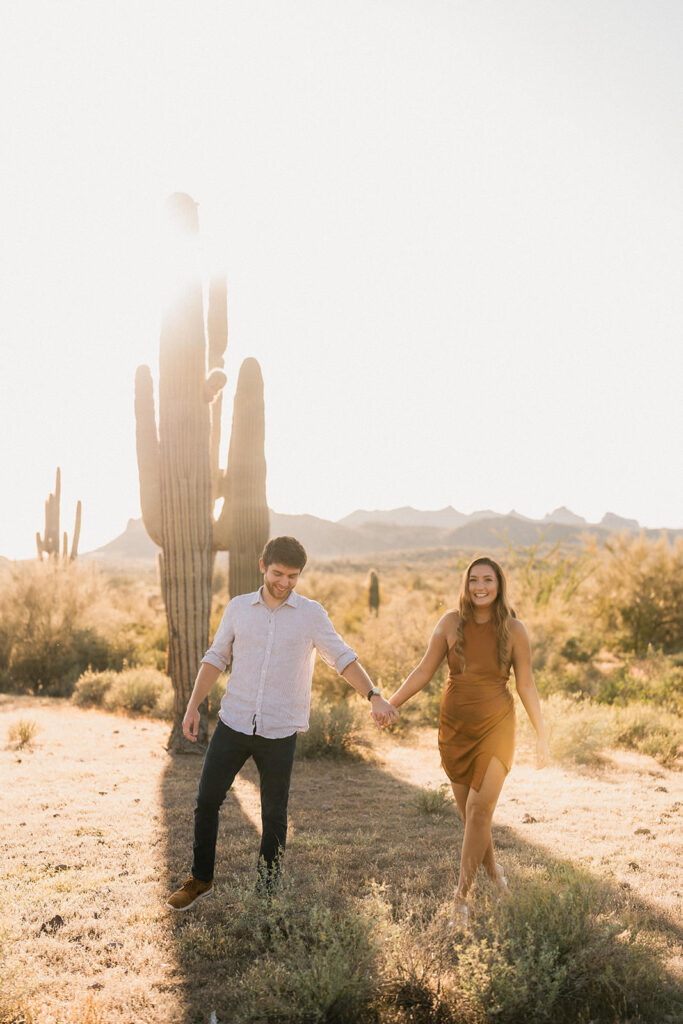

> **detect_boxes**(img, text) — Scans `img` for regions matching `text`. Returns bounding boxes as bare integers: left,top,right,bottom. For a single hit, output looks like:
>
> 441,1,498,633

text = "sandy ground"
1,695,681,1023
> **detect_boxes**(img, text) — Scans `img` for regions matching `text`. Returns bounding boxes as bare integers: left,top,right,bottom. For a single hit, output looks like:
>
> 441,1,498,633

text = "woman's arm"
510,620,550,768
388,616,450,709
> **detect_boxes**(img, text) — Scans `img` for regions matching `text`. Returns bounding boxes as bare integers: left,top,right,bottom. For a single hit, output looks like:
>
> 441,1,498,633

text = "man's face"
259,560,302,602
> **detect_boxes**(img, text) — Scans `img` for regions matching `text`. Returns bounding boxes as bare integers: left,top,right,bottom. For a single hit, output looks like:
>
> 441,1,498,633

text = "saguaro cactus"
36,467,82,561
135,193,269,753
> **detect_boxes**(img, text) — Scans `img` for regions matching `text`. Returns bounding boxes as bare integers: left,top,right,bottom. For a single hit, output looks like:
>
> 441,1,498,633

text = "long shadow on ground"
159,729,683,1024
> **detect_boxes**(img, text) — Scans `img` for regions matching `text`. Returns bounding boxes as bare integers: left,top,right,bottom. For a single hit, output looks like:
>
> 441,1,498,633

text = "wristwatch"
367,686,382,701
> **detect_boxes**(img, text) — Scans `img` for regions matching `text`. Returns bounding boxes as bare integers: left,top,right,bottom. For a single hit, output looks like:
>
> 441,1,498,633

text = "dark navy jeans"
191,719,297,885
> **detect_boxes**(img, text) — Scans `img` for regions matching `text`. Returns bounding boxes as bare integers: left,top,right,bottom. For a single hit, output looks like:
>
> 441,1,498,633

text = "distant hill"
542,506,588,526
78,505,681,564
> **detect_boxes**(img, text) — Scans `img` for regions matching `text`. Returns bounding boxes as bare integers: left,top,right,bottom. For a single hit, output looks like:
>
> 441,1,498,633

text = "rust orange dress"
438,618,515,791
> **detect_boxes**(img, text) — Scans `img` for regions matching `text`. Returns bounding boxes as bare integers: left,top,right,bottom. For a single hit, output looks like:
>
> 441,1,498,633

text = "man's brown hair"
261,536,308,571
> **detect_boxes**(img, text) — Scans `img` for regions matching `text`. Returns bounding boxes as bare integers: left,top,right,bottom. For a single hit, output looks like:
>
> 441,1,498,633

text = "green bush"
296,698,362,759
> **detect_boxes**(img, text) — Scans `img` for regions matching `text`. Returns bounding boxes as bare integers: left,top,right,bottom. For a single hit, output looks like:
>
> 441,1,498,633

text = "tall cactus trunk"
135,193,269,754
158,211,213,753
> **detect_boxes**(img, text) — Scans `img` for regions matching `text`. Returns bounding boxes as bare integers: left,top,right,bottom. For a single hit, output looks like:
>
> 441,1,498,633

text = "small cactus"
368,569,380,615
36,468,81,561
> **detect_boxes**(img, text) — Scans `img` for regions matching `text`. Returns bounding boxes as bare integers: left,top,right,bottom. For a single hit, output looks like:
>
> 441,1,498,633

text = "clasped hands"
370,695,399,729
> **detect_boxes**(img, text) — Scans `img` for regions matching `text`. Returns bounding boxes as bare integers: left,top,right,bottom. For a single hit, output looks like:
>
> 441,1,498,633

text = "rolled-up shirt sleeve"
312,605,357,674
201,601,236,672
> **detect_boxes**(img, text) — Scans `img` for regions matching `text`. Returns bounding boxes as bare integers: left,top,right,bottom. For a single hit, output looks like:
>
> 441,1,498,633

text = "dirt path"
1,696,681,1023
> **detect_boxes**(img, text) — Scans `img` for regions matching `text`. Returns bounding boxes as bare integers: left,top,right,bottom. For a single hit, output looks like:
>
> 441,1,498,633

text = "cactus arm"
70,501,82,560
207,278,228,502
134,364,163,547
221,358,270,591
212,475,231,552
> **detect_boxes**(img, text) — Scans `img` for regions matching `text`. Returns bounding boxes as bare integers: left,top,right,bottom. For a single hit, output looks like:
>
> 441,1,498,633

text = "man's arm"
182,663,223,742
311,603,399,727
341,659,399,727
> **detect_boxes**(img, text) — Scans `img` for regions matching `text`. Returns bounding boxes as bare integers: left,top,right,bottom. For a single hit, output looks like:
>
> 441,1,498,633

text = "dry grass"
1,694,681,1023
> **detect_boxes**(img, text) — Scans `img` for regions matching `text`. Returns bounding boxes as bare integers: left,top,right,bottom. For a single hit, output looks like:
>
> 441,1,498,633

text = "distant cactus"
368,569,380,615
135,193,269,752
36,468,81,561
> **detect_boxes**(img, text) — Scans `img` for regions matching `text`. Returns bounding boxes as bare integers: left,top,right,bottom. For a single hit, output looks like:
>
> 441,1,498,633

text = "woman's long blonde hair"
453,556,515,671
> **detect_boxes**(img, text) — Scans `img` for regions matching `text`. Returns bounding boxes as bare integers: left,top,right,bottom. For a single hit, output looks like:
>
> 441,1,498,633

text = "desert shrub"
518,695,609,766
207,674,227,716
7,717,38,749
380,867,679,1024
178,873,379,1024
73,667,173,717
72,668,117,706
102,668,172,715
611,704,681,768
594,654,683,713
0,561,135,696
414,785,451,816
590,533,683,656
296,698,362,759
456,871,677,1023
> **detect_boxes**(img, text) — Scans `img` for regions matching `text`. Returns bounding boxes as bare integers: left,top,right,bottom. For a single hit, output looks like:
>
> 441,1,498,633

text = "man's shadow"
159,730,682,1024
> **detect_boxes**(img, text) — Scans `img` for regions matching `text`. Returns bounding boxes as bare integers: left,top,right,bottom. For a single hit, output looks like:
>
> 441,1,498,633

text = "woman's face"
467,563,499,611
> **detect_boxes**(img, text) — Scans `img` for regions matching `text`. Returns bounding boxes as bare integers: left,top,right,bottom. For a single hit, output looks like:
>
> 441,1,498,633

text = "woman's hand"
536,735,550,769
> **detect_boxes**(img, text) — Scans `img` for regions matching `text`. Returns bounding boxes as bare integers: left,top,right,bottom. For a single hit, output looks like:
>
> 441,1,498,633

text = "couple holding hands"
167,536,550,927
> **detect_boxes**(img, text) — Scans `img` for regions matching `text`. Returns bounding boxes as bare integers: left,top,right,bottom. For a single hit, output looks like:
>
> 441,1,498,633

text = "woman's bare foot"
494,862,510,898
448,897,469,930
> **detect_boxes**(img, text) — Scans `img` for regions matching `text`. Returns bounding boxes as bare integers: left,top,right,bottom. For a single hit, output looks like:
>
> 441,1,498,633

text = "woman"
387,556,550,926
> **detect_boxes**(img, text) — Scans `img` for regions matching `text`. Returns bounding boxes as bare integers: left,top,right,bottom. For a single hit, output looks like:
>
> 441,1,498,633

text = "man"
167,535,398,910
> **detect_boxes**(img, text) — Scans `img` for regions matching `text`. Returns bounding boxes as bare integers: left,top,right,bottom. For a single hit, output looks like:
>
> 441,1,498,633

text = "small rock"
208,1012,219,1024
39,915,65,935
54,864,68,872
522,814,538,824
105,941,123,949
98,792,107,796
53,813,60,818
634,827,651,835
619,881,631,890
628,861,640,871
119,870,129,876
655,786,668,792
89,982,104,990
322,805,332,810
16,758,22,764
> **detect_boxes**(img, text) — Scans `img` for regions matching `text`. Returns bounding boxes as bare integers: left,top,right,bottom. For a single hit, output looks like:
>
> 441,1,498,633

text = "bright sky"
2,0,682,560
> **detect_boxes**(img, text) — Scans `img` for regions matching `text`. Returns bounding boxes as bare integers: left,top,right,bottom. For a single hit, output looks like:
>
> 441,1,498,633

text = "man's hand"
182,705,200,742
370,695,399,728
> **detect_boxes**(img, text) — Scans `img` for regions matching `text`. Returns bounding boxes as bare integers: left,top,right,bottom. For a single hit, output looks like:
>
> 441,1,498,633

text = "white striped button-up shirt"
201,587,358,739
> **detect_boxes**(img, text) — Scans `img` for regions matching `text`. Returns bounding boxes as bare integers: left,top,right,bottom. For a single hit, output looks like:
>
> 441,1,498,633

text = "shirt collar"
252,586,299,609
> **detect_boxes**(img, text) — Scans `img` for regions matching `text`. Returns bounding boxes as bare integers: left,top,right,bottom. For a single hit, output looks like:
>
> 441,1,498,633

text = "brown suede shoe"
166,876,214,911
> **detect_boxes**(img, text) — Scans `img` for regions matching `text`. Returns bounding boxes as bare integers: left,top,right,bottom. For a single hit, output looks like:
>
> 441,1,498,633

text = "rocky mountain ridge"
83,506,680,563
